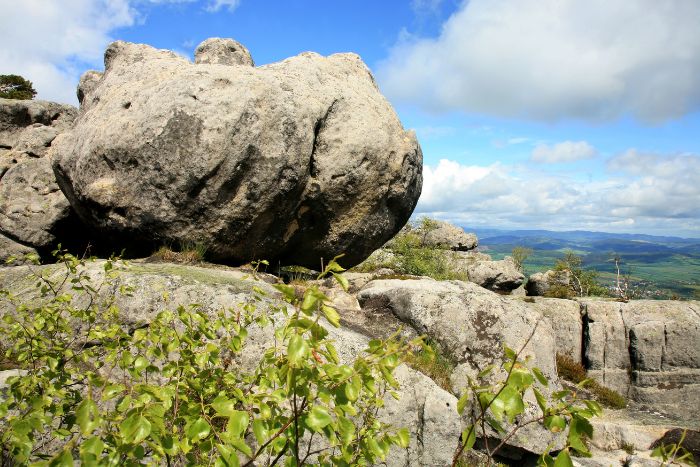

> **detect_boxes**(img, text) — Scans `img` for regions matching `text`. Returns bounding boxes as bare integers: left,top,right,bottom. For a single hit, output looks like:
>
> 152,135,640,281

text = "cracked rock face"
0,98,80,253
51,39,422,268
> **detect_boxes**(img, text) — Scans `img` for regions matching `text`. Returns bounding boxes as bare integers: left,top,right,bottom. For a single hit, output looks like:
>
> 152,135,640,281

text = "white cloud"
204,0,240,12
0,0,240,105
411,0,443,16
531,141,597,163
416,153,700,236
378,0,700,122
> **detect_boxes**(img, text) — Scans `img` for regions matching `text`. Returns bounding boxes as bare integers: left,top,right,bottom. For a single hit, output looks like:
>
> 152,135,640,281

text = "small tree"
511,246,533,271
0,74,37,100
553,251,606,297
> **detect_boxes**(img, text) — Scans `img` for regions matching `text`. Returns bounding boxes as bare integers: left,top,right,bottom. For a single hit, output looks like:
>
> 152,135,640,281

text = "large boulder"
51,39,422,268
421,220,478,251
0,98,83,254
463,256,525,293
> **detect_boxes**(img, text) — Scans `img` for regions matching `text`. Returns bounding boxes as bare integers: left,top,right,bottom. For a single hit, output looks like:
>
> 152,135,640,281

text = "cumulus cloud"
417,154,700,236
0,0,239,104
531,141,597,163
378,0,700,122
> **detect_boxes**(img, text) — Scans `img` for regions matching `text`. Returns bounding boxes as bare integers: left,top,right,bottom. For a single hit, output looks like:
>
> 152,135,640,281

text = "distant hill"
467,227,700,300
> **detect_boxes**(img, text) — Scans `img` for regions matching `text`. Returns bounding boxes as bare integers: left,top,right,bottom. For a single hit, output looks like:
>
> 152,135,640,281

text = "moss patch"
128,263,258,291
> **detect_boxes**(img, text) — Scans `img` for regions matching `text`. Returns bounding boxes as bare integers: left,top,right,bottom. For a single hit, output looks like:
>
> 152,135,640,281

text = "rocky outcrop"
526,269,569,296
580,299,700,421
0,98,84,254
51,39,422,269
357,278,562,455
421,220,478,251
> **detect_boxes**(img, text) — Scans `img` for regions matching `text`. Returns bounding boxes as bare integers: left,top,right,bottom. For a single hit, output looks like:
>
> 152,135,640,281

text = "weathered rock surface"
194,37,254,66
0,99,82,253
51,39,422,268
579,299,700,421
421,220,478,251
522,296,583,362
357,278,563,455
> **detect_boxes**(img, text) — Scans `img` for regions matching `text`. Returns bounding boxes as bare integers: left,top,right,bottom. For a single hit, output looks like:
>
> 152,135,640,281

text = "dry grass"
405,340,456,392
149,243,207,264
556,354,627,409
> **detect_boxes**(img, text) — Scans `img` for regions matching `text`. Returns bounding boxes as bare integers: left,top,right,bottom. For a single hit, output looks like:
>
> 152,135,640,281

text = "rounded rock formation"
51,39,422,268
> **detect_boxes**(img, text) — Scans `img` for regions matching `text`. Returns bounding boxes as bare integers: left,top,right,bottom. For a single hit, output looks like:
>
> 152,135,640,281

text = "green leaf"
133,355,149,372
533,387,548,413
186,417,211,442
229,437,253,457
273,283,297,301
532,367,548,386
211,396,237,416
226,411,249,438
287,334,309,366
544,415,567,433
344,376,362,402
49,448,74,467
366,437,386,460
568,416,593,455
495,385,525,422
397,428,410,448
322,305,341,328
301,289,319,315
478,364,495,378
120,413,152,444
80,437,104,458
331,272,349,291
252,419,267,444
583,400,602,416
102,384,125,400
509,366,534,390
461,425,476,451
216,443,241,467
306,405,333,432
76,398,100,435
457,392,470,415
553,449,574,467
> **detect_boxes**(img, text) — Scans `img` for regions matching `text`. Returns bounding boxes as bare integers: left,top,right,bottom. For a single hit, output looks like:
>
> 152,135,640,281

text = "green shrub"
0,251,413,465
386,230,467,281
0,74,37,100
453,336,603,466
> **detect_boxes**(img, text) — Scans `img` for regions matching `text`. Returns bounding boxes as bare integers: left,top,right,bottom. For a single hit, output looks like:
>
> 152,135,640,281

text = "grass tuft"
405,339,456,392
149,242,207,264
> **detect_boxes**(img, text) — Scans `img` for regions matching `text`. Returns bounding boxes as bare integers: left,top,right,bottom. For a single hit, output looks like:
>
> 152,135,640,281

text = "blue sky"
2,0,699,237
